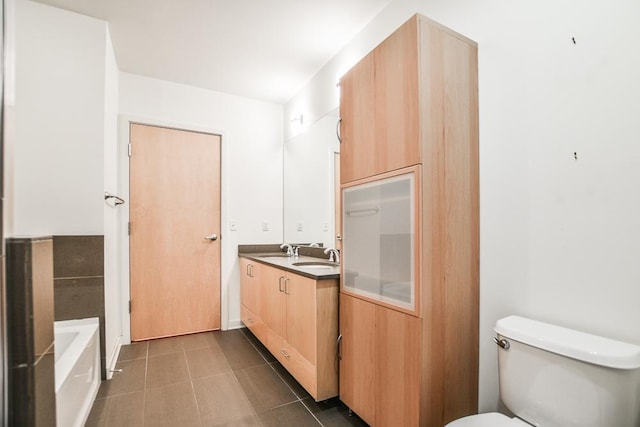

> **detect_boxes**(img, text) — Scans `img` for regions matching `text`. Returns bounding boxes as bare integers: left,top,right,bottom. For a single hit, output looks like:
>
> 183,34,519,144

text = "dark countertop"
238,244,339,280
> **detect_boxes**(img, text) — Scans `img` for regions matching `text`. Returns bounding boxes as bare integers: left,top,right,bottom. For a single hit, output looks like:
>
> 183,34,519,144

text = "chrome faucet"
280,243,294,256
323,248,340,264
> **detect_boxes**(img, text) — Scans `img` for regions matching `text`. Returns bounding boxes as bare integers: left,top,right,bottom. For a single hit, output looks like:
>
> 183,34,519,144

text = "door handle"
204,233,218,241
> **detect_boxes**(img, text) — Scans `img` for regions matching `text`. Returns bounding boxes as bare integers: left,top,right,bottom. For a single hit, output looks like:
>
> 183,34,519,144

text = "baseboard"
227,319,244,330
105,335,122,380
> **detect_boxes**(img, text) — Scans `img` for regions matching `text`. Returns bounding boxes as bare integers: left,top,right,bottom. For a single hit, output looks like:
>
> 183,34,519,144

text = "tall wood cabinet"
339,14,479,427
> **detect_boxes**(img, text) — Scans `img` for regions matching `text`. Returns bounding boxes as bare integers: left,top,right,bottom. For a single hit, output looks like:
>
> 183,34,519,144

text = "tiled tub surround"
52,235,107,379
6,236,57,426
87,328,367,426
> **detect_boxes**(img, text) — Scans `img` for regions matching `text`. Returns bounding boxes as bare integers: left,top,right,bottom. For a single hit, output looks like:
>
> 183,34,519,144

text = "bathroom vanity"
238,246,339,401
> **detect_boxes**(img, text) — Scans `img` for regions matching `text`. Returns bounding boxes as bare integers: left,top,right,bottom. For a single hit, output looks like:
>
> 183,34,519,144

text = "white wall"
14,0,105,235
118,72,283,337
285,0,640,413
15,1,123,376
103,27,121,375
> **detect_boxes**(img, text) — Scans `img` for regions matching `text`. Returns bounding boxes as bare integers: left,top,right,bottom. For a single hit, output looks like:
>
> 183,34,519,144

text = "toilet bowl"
447,413,530,427
445,315,640,427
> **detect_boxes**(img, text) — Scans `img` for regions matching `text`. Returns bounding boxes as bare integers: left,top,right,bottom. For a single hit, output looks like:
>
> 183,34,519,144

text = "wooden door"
339,294,376,426
129,123,221,341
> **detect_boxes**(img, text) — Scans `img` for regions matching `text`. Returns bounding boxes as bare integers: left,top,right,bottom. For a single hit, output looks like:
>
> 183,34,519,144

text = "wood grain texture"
340,52,376,183
374,14,421,175
240,260,267,342
264,265,287,350
375,305,421,427
247,261,339,401
315,279,339,400
418,15,479,425
334,152,342,250
129,123,221,341
286,274,317,364
339,294,376,426
338,13,479,427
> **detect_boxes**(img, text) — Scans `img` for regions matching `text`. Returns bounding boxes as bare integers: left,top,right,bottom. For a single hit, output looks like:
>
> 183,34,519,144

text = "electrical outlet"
297,221,303,231
262,221,269,231
229,220,238,231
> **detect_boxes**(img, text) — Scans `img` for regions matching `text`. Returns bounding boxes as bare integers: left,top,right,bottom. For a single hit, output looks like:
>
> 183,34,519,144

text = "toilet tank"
495,316,640,427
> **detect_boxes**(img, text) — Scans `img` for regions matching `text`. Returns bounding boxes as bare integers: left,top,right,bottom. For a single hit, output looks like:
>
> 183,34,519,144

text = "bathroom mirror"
283,109,340,248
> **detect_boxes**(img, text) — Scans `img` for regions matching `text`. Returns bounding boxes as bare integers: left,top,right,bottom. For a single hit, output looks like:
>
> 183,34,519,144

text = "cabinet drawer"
287,344,317,399
267,328,318,399
241,304,266,343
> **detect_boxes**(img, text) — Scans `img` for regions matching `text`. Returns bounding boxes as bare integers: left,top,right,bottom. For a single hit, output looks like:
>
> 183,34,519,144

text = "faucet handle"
323,247,340,263
280,243,294,256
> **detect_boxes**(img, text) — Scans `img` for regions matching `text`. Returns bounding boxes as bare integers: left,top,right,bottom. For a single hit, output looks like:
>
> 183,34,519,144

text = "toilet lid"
446,413,527,427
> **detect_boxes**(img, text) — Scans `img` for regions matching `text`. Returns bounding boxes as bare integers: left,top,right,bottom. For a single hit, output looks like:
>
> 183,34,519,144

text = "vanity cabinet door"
285,274,316,365
240,259,266,342
240,258,254,312
265,266,287,343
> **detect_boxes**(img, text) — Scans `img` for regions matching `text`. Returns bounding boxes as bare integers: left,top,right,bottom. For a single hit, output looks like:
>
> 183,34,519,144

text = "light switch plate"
229,220,238,231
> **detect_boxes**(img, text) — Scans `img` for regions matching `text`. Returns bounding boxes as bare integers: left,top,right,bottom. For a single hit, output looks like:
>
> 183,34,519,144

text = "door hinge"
129,300,132,313
128,143,132,157
128,222,131,235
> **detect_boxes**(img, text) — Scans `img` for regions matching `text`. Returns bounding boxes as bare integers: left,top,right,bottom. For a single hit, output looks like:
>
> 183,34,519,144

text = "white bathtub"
55,318,101,427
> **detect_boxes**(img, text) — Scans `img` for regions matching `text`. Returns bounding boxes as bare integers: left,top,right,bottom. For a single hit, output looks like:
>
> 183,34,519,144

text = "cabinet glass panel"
342,172,415,311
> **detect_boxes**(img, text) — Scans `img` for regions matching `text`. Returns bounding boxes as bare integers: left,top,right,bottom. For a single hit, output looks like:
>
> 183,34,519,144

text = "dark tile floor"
86,328,369,427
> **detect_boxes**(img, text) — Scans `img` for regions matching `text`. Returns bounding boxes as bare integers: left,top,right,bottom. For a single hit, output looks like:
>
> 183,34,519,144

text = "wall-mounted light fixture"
290,114,304,126
290,113,307,136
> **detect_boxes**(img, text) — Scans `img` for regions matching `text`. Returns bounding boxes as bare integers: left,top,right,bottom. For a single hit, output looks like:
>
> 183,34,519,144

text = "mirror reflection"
283,109,340,247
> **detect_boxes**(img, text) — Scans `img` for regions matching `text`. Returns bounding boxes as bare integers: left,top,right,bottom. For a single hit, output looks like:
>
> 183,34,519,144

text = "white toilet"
447,315,640,427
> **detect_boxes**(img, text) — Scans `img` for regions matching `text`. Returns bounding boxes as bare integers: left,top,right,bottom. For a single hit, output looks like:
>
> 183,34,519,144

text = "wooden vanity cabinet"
240,259,339,401
339,13,479,427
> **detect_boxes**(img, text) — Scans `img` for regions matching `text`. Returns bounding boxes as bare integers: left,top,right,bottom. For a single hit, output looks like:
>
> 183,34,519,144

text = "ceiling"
32,0,392,104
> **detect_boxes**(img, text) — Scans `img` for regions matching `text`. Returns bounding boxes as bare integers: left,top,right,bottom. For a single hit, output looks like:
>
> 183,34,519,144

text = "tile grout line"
182,341,205,427
142,340,149,427
218,332,265,425
229,333,274,423
242,333,324,426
